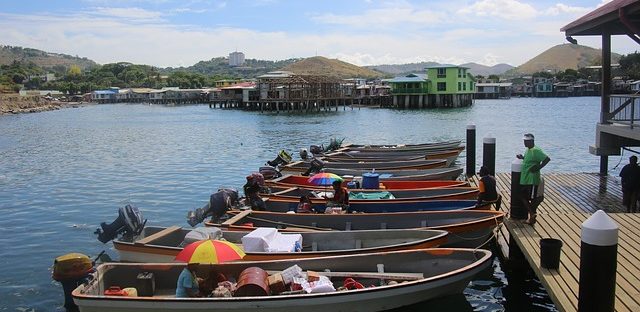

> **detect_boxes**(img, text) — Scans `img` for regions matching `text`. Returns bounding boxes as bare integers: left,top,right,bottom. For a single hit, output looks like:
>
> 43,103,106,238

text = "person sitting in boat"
296,194,315,213
176,262,202,298
477,166,499,206
329,180,349,209
243,173,266,211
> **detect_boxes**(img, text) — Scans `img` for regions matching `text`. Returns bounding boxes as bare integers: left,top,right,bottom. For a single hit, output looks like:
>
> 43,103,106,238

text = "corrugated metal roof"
94,90,117,94
476,83,513,87
425,64,467,69
389,73,427,83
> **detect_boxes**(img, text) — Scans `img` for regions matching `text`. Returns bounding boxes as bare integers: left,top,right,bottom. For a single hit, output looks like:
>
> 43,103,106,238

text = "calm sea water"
0,97,616,311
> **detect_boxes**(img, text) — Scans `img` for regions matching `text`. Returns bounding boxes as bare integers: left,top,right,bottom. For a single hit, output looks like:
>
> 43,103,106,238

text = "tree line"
2,53,640,94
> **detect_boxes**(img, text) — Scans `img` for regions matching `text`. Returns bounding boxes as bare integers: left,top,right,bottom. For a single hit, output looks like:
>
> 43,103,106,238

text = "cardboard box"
267,273,286,294
307,271,320,282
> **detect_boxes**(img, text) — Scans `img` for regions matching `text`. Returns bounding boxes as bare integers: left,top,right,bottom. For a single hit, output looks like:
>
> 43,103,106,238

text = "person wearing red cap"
516,133,550,225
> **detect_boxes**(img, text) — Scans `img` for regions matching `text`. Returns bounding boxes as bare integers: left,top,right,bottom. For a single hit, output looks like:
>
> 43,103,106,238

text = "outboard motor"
259,166,281,179
53,253,94,311
310,145,323,155
299,148,309,160
266,150,292,167
302,158,325,176
95,204,146,244
187,189,239,227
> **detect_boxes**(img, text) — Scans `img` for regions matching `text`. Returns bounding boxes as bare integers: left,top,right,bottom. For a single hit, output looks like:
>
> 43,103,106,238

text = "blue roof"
425,64,468,69
389,73,427,83
94,90,117,94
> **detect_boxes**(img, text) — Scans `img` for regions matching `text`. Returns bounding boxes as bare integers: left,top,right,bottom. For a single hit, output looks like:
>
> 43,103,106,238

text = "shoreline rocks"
0,93,86,115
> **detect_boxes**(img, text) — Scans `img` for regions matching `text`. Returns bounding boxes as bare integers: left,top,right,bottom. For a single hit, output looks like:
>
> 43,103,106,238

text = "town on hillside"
2,45,640,112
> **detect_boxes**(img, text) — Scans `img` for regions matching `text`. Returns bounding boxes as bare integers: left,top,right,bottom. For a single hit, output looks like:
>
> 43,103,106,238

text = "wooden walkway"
476,173,640,312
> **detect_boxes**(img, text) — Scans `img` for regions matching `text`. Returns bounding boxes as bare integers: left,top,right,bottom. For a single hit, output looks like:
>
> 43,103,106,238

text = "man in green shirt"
516,133,550,225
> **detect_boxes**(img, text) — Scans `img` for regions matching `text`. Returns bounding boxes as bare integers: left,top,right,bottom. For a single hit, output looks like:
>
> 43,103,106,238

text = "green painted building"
387,65,475,108
425,65,475,95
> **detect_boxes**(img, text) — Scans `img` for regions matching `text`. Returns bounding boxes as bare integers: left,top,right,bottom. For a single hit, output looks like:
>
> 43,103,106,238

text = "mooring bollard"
466,124,476,177
510,158,527,219
578,210,618,312
482,136,496,175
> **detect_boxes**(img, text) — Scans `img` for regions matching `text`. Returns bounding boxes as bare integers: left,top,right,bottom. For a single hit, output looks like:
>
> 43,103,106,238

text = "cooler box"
136,272,155,297
182,227,223,245
346,181,359,189
362,173,380,189
241,228,303,253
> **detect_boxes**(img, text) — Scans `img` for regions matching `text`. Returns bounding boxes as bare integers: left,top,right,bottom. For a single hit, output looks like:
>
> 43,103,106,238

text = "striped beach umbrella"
175,239,245,264
307,172,343,186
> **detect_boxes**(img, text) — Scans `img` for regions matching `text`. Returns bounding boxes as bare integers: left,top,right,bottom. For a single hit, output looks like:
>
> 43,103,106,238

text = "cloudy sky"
0,0,635,68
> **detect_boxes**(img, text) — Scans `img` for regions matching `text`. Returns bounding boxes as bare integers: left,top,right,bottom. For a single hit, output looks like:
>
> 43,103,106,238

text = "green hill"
0,45,97,71
282,56,383,79
162,57,301,79
511,43,621,75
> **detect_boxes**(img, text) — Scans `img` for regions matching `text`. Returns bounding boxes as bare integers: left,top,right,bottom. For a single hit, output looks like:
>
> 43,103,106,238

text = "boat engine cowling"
187,189,239,227
259,166,281,179
266,150,292,167
299,148,309,160
310,145,323,155
303,158,325,176
95,204,146,244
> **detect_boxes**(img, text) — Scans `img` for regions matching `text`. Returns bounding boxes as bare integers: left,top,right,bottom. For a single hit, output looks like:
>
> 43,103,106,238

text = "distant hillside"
0,45,97,71
368,61,513,77
511,44,621,75
163,57,301,78
367,62,441,76
282,56,383,79
460,62,514,76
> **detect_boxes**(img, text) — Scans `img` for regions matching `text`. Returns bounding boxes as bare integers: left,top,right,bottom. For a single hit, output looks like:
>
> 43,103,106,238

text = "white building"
229,51,245,66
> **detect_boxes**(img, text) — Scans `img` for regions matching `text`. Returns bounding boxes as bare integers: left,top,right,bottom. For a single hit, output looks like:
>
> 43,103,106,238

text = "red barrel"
235,267,269,297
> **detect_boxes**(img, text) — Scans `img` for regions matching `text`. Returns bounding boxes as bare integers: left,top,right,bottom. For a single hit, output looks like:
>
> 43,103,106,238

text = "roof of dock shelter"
561,0,640,36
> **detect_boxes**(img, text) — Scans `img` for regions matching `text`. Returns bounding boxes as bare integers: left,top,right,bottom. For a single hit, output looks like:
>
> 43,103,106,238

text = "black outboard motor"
259,166,282,179
187,189,239,227
310,145,323,155
266,150,292,167
302,158,325,176
95,204,146,244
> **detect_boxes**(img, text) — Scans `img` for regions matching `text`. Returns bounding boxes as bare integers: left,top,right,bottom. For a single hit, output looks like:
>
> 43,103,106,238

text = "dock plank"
472,173,639,312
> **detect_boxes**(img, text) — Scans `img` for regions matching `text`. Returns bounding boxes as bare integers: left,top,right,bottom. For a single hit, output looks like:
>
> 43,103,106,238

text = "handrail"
608,94,640,128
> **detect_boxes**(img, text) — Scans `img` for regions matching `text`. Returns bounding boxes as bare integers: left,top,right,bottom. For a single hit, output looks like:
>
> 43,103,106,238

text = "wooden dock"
479,173,640,312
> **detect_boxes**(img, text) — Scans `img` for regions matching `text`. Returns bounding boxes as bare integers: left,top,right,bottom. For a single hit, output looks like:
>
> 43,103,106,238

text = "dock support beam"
578,210,618,312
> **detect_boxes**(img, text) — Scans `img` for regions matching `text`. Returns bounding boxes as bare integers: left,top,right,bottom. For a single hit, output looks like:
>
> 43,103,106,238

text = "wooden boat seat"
135,226,181,245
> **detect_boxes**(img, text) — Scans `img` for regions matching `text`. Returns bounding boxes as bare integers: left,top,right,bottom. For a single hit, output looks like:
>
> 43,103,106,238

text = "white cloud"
312,7,444,28
544,3,590,16
90,7,164,21
459,0,537,20
2,1,639,69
